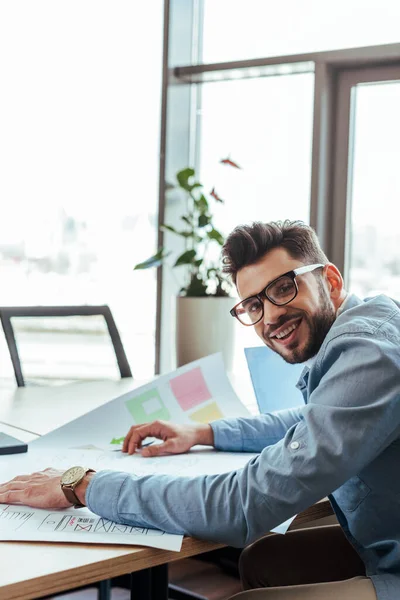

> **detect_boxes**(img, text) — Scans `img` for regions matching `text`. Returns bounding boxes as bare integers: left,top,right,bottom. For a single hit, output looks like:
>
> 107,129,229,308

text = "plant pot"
176,296,235,370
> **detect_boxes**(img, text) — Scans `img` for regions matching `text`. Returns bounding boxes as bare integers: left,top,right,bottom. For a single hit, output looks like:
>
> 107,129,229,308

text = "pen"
112,440,154,452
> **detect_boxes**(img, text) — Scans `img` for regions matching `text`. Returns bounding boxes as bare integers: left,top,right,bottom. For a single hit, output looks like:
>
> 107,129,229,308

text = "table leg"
98,578,112,600
151,563,169,600
130,564,169,600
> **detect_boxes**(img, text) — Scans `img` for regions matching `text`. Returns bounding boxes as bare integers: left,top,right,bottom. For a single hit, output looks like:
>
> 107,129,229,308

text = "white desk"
0,378,143,436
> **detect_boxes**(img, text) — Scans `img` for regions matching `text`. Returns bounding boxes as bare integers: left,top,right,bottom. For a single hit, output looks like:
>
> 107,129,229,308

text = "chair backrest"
244,346,304,413
0,305,132,387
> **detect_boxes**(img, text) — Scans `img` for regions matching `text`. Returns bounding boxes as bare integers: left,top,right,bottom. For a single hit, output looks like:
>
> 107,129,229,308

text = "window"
0,1,164,379
203,0,400,63
198,72,315,367
347,79,400,298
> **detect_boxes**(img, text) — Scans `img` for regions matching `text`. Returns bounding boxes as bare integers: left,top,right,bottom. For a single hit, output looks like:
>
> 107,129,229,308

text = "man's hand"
122,420,214,456
0,468,74,509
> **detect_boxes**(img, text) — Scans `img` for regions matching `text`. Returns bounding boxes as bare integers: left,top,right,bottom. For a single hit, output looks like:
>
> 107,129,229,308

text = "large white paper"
1,446,259,481
32,353,251,451
0,354,295,546
0,504,182,551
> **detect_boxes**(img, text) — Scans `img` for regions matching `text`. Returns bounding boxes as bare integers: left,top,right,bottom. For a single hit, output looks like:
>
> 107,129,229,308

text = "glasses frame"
230,263,325,326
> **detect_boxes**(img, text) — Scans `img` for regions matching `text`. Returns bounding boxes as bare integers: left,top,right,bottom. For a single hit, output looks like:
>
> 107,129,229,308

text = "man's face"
236,247,337,364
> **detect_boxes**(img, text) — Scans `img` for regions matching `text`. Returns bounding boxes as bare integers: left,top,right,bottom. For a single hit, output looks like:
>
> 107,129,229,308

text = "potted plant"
134,163,237,368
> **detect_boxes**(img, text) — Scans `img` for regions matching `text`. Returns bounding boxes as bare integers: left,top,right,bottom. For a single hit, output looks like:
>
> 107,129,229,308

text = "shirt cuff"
86,470,131,521
210,419,243,451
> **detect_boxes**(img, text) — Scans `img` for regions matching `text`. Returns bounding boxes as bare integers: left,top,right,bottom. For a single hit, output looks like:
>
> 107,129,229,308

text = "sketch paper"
32,353,250,451
0,354,296,544
0,504,182,551
0,446,295,537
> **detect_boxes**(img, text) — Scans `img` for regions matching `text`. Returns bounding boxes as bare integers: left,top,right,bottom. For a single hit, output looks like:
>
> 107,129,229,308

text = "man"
1,220,399,600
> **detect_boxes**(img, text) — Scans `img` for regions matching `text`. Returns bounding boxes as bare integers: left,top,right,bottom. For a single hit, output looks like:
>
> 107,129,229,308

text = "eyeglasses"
230,264,324,326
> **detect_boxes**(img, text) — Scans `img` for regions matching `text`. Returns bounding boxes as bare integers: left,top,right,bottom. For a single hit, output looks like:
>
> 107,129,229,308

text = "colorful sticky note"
169,367,212,411
110,437,125,445
189,402,224,423
125,389,171,423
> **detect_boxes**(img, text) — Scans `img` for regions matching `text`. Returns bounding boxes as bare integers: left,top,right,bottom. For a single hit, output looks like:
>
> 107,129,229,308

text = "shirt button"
290,441,300,450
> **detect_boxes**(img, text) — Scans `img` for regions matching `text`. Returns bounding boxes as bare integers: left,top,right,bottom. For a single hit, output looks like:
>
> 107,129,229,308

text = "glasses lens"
235,297,263,325
267,275,296,305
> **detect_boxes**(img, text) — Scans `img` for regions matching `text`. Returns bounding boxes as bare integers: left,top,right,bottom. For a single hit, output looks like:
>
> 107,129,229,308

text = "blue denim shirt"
87,294,400,600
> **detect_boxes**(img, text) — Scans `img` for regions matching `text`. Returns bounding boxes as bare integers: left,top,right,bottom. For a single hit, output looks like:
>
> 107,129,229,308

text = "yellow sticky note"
189,402,223,423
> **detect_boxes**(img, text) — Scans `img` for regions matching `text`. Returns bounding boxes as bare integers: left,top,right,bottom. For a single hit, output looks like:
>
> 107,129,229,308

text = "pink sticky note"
169,367,212,410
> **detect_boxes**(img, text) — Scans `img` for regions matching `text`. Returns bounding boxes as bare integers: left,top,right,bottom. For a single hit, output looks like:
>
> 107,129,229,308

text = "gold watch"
60,466,95,508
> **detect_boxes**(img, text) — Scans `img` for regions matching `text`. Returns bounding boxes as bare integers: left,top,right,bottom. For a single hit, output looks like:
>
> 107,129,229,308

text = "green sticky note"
110,436,125,445
125,389,170,423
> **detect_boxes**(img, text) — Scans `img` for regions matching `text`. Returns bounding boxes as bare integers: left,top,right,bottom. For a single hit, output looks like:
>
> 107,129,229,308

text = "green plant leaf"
198,214,211,228
174,249,197,267
207,228,225,245
181,216,192,226
176,167,195,191
195,194,209,214
161,224,194,238
185,275,208,297
134,248,170,270
160,224,179,234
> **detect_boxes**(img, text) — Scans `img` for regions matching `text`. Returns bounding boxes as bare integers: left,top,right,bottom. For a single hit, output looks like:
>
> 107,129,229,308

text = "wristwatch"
60,466,95,508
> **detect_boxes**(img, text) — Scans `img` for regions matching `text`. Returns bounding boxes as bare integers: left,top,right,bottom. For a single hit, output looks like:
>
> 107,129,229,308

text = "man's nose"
262,298,288,326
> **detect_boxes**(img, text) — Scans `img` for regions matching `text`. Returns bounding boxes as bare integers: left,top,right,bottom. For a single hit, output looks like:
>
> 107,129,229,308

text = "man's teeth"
272,322,298,339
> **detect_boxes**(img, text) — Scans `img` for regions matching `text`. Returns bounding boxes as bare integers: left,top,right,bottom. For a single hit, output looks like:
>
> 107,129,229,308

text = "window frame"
157,0,400,372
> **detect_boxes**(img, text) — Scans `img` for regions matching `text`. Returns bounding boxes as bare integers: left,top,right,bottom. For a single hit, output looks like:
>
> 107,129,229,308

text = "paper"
31,353,250,451
0,504,182,551
169,367,212,410
245,346,304,413
1,446,258,481
125,389,171,423
1,445,295,536
189,402,224,423
0,353,295,546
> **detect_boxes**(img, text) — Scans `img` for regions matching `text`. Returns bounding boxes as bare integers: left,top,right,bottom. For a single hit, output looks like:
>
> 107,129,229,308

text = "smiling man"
1,220,400,600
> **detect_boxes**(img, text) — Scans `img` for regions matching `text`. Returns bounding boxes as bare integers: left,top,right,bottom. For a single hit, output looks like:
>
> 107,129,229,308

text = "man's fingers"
8,473,41,483
141,439,176,457
123,424,151,454
0,489,26,504
122,425,143,452
125,423,163,455
0,481,28,491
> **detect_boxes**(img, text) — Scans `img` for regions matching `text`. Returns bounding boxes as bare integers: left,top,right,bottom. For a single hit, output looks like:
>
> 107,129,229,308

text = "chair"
0,305,132,600
0,305,132,387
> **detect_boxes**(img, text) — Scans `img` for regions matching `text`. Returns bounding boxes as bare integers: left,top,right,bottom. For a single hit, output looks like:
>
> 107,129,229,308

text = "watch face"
61,466,86,485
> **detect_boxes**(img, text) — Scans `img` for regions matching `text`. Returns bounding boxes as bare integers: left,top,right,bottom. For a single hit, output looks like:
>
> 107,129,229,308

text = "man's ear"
324,263,344,300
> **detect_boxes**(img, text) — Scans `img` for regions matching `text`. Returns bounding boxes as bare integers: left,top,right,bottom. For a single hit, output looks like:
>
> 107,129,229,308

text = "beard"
263,281,336,364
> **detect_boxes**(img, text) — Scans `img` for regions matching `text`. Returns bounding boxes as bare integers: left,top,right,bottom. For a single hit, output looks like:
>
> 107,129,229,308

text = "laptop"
244,346,304,414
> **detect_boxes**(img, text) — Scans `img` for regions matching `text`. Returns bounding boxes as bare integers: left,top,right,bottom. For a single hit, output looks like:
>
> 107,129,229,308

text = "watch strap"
61,468,95,508
62,485,83,508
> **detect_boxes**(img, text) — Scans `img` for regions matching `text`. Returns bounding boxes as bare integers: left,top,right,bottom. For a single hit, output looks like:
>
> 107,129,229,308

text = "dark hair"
221,220,329,284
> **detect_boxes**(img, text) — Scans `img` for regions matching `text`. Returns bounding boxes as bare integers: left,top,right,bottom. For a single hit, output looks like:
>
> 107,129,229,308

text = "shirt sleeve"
210,407,303,452
86,332,400,548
